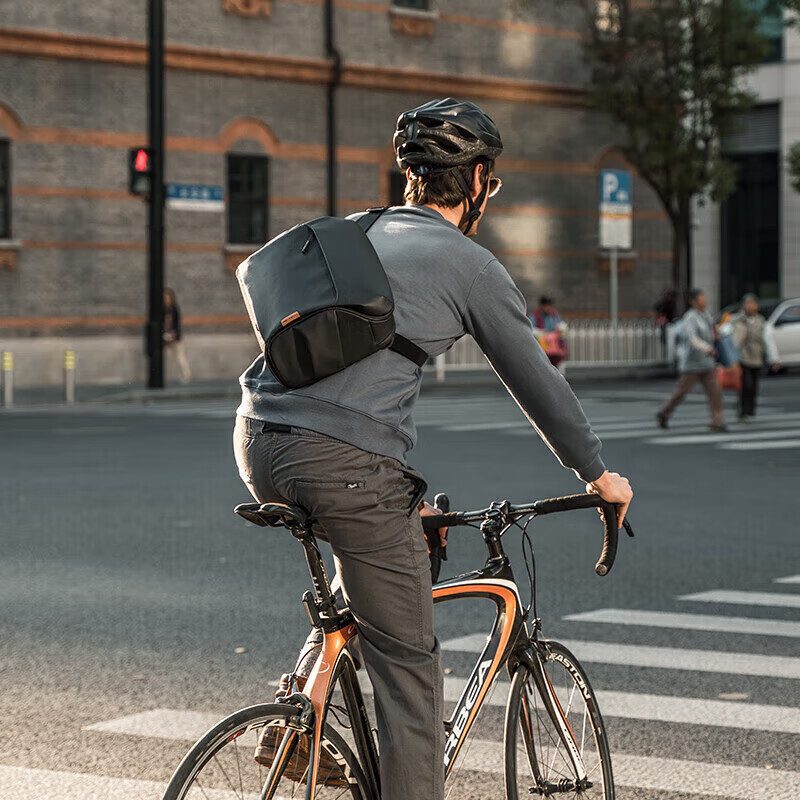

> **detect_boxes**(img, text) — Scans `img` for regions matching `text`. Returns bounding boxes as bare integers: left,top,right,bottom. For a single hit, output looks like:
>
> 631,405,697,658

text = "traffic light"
129,147,152,196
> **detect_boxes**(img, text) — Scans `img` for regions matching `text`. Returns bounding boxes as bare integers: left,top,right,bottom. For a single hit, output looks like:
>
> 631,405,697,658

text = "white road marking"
775,575,800,584
679,590,800,609
461,740,800,800
648,428,800,445
442,634,800,679
0,765,269,800
564,607,800,638
720,439,800,450
85,708,224,741
344,677,800,734
3,748,798,800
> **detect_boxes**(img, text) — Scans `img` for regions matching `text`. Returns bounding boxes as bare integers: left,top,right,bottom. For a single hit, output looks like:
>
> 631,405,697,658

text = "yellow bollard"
2,351,13,408
64,349,76,405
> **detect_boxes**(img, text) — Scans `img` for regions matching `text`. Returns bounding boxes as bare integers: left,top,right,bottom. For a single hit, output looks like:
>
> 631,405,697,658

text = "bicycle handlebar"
420,494,634,577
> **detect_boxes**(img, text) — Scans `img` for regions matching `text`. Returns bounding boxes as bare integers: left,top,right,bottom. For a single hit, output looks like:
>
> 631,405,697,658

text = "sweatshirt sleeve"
462,259,606,483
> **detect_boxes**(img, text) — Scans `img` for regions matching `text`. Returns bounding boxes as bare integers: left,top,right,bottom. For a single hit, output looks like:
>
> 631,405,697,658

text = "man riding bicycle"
233,97,633,800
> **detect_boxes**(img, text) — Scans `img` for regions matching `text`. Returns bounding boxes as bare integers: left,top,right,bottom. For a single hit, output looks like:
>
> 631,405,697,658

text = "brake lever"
623,519,635,538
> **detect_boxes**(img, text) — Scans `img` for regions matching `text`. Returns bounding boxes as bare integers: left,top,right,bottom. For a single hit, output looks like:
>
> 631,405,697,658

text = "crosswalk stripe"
563,607,800,638
4,745,797,800
0,764,171,800
648,428,800,445
775,574,800,584
85,708,226,742
339,676,800,734
679,590,800,609
720,439,800,451
460,740,799,800
441,634,800,679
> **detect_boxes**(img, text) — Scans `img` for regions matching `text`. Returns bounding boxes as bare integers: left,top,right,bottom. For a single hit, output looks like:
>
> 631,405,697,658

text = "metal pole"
324,0,341,217
434,353,446,383
609,247,619,362
146,0,165,388
64,349,76,405
2,351,12,408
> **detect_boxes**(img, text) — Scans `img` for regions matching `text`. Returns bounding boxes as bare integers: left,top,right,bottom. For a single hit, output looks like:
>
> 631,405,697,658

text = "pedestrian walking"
163,288,192,383
653,286,678,348
731,293,780,422
657,288,726,432
529,296,569,372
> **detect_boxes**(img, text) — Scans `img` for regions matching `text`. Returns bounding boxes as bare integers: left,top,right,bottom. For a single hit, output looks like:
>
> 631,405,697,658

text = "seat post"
294,528,338,619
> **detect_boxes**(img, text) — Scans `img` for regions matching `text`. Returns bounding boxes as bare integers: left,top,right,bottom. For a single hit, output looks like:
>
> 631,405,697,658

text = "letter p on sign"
603,172,619,202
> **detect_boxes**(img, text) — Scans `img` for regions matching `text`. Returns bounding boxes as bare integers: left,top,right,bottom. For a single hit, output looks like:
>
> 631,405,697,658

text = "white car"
721,298,800,369
768,299,800,368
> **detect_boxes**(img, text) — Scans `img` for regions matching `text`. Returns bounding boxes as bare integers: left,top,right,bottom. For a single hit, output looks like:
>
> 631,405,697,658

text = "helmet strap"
452,165,489,236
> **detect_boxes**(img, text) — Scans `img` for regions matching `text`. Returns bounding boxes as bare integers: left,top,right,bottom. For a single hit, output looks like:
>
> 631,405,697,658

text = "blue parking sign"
600,169,632,205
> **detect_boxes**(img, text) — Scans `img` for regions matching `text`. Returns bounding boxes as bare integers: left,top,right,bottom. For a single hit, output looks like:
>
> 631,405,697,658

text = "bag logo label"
281,311,301,327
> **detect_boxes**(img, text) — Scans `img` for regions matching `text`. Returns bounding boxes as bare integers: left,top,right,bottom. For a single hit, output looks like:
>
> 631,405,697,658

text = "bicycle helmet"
394,98,503,234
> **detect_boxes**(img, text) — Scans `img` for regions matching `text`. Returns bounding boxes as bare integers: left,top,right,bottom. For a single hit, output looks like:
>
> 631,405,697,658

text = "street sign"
599,169,632,250
166,183,225,212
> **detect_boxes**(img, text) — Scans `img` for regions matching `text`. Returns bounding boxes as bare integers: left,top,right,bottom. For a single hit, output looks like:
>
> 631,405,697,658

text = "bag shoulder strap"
390,334,429,367
356,206,430,368
355,207,388,234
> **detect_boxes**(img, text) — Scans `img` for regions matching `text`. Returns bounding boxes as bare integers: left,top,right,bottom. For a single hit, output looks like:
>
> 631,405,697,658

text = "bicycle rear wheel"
162,703,374,800
504,641,613,799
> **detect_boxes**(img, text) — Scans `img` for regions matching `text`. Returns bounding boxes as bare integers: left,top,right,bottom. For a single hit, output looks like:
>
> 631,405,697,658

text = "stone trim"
0,26,587,108
224,243,259,272
0,239,21,271
222,0,273,17
389,6,438,38
0,313,250,330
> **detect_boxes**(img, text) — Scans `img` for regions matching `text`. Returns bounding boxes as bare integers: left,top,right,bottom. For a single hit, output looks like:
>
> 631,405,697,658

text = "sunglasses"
487,176,503,198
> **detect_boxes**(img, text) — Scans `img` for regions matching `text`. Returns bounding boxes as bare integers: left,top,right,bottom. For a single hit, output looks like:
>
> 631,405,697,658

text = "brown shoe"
254,641,345,785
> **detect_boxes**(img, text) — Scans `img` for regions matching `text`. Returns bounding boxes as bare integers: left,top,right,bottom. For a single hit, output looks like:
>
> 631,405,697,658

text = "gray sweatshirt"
237,205,606,483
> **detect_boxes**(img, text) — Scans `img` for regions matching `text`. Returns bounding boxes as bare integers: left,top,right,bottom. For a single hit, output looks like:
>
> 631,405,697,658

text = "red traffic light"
128,147,152,196
134,148,149,172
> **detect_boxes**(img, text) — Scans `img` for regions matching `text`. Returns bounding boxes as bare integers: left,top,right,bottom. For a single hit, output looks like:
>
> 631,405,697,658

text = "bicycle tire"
162,702,375,800
504,641,614,799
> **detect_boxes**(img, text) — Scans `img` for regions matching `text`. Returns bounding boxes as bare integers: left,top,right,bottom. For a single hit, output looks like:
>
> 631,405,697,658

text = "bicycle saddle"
234,502,311,530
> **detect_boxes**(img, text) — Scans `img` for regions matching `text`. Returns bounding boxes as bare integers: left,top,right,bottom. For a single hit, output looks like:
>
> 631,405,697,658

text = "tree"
788,141,800,193
524,1,787,306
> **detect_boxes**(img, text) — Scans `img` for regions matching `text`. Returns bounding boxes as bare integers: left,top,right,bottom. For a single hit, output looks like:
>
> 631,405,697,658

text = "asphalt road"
1,375,799,799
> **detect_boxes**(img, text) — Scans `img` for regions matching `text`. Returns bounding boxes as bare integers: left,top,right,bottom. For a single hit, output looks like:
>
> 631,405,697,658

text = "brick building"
0,0,672,386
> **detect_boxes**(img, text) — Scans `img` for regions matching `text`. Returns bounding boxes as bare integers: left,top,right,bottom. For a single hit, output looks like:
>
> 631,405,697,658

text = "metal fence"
429,320,667,375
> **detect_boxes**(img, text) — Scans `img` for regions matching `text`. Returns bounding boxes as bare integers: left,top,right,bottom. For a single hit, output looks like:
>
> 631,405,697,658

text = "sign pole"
146,0,165,389
609,246,619,362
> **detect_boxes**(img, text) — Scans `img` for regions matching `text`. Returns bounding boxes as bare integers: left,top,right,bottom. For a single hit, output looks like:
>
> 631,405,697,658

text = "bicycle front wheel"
504,641,613,799
162,703,374,800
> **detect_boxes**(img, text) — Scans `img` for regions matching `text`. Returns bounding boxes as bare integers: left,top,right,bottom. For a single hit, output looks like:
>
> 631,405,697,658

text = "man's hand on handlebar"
419,500,448,551
586,471,633,529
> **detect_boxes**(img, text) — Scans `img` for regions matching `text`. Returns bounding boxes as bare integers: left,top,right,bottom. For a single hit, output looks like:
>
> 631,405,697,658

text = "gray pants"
233,416,444,800
660,370,724,427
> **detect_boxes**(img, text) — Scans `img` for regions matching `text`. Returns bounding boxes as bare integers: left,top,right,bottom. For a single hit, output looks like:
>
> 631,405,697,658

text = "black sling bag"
236,208,429,389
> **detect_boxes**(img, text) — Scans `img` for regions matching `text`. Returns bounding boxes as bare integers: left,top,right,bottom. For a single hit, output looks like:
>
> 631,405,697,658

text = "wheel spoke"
510,651,609,799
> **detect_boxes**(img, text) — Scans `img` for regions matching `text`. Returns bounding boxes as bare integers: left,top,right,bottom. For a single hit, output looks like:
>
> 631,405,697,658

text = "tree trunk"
671,200,691,314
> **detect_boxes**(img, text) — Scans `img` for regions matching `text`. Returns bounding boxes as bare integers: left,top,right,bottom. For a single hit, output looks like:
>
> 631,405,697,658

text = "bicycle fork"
521,644,590,794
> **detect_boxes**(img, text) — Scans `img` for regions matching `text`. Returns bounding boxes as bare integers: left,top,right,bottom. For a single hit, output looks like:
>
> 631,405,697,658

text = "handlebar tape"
534,494,622,576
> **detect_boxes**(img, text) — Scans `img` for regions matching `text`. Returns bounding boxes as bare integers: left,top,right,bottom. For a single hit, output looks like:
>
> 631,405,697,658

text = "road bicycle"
162,491,634,800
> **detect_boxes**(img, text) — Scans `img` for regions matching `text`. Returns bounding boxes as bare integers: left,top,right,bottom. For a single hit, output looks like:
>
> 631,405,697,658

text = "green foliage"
575,0,773,224
788,141,800,193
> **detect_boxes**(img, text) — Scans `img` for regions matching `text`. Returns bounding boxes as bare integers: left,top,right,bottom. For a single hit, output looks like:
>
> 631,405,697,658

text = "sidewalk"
1,363,677,409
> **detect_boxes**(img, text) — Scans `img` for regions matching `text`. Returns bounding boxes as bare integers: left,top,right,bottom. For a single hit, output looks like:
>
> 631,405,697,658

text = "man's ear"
471,163,484,196
405,167,414,181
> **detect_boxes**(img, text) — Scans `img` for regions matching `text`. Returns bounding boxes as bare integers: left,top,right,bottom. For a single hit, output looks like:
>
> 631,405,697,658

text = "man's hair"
688,288,705,304
539,296,554,306
404,159,494,207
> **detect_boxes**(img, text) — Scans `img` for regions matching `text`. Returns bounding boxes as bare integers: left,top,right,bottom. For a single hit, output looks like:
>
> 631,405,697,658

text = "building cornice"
0,26,587,108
